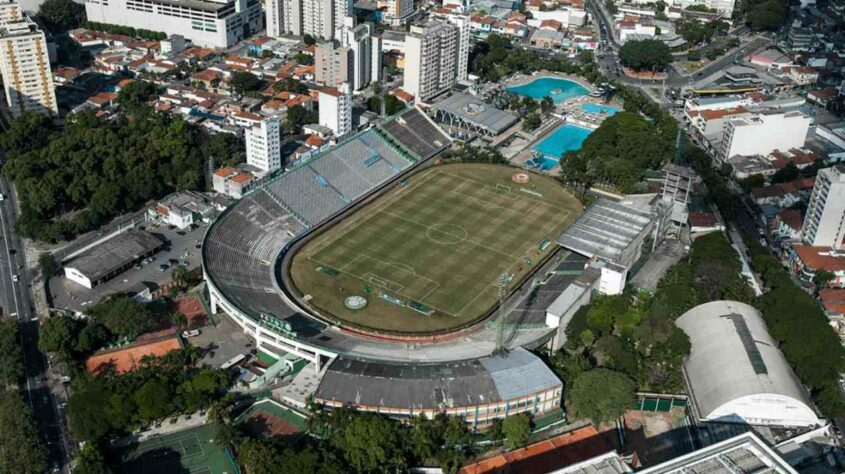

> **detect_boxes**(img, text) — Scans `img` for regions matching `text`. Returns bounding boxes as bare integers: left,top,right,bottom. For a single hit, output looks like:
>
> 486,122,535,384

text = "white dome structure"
677,301,821,428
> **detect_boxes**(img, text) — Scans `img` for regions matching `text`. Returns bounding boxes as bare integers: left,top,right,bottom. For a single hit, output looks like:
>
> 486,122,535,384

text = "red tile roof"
459,426,614,474
215,166,237,177
698,107,747,121
820,289,845,314
689,212,717,228
777,208,802,232
793,245,845,272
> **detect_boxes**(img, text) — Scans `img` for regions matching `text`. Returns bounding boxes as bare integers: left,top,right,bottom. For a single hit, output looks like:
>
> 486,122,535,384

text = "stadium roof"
66,230,163,282
677,301,820,427
379,107,451,160
639,432,797,474
429,92,518,136
315,348,561,409
555,199,652,265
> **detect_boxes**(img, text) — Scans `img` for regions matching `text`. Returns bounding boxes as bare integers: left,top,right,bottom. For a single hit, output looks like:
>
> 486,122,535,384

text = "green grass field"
289,163,582,334
117,424,236,474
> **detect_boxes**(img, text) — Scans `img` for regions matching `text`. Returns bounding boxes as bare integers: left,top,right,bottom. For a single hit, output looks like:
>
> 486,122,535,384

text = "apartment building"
318,84,351,137
385,0,415,25
801,166,845,248
245,116,282,172
446,14,470,83
403,21,460,103
315,41,352,88
266,0,283,37
85,0,262,48
335,17,378,91
718,111,810,162
0,17,57,117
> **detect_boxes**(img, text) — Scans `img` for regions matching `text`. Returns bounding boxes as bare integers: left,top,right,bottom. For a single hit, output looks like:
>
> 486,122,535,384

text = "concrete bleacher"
264,166,348,226
379,108,450,160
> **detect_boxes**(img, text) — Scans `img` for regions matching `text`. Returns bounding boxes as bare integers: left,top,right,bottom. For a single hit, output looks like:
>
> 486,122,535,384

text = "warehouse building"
64,231,163,289
677,301,822,428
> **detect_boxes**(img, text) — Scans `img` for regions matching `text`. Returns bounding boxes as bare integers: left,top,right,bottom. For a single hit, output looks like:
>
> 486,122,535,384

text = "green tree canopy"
228,72,262,95
37,0,86,32
568,369,635,425
0,391,48,473
117,80,158,112
501,413,532,449
619,39,673,71
0,319,22,385
86,294,159,339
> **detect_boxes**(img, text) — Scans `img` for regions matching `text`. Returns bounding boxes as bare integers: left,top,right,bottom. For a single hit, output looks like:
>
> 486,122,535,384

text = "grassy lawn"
117,424,236,474
289,163,582,334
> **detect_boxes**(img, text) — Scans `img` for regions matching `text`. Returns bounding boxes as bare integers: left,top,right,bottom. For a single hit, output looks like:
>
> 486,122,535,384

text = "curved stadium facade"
202,108,564,427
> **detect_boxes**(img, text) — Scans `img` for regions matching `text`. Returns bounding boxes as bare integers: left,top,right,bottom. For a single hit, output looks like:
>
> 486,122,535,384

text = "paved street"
0,176,71,472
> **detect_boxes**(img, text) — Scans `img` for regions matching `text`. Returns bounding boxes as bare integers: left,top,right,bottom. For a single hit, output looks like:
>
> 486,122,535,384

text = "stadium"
202,108,583,426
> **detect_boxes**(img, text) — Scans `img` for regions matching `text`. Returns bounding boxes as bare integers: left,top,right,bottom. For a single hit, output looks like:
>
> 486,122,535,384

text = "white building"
336,17,374,91
678,301,822,428
718,111,810,162
245,116,282,172
801,166,845,248
332,0,352,32
670,0,736,16
0,16,57,117
84,0,262,48
280,0,302,36
266,0,283,37
446,14,470,83
403,21,460,103
302,0,333,39
318,84,352,137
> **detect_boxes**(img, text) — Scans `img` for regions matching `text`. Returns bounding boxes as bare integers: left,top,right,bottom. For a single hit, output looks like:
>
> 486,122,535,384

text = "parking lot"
48,221,208,313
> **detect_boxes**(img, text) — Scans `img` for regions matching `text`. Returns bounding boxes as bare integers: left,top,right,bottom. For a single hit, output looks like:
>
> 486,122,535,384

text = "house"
789,244,845,287
150,191,216,229
389,88,415,106
530,29,566,49
787,66,819,86
772,208,803,241
688,212,723,233
749,48,793,70
86,92,119,108
192,69,224,91
53,66,80,84
820,289,845,317
807,87,838,108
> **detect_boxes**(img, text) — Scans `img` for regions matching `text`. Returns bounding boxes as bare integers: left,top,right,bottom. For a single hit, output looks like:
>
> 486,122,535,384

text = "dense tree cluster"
0,98,215,242
677,19,728,45
619,40,673,71
440,144,507,165
744,0,788,31
37,0,86,32
67,348,230,442
83,21,166,40
559,111,674,193
231,408,478,474
0,319,23,386
548,232,750,405
229,72,263,96
470,34,603,83
0,390,48,473
39,296,171,361
366,95,406,116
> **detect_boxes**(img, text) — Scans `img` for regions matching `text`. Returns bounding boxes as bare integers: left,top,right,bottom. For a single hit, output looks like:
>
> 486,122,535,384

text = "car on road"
12,275,18,282
158,263,169,272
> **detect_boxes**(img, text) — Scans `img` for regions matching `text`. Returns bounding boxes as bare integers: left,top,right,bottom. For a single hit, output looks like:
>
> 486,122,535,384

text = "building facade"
301,0,333,39
385,0,414,25
718,111,810,162
318,85,352,137
447,14,470,83
246,116,282,172
0,17,57,117
801,166,845,248
403,21,460,103
314,41,352,88
336,17,376,91
266,0,283,37
84,0,262,48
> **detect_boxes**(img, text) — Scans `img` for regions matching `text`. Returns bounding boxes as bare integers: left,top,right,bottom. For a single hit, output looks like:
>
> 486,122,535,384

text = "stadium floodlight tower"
494,273,511,355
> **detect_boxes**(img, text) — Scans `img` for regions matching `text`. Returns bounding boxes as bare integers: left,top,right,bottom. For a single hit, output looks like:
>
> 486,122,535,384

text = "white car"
12,275,18,282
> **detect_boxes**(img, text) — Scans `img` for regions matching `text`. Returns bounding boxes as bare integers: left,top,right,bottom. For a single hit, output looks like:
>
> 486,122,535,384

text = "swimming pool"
533,124,593,158
582,103,620,116
507,77,590,104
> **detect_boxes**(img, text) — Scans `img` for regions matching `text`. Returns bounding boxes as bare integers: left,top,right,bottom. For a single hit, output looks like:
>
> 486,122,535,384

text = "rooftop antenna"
494,273,510,355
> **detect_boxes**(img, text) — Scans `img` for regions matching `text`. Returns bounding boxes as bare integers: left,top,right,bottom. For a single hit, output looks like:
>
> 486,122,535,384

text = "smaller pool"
533,124,594,159
526,156,560,171
582,103,620,116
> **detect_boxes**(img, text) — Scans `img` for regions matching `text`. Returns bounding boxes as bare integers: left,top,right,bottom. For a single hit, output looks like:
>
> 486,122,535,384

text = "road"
0,175,71,471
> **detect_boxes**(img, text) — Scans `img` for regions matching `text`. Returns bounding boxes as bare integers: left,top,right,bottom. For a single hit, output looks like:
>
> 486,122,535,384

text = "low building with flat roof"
315,348,561,429
429,92,517,137
64,230,163,289
555,198,654,269
639,432,797,473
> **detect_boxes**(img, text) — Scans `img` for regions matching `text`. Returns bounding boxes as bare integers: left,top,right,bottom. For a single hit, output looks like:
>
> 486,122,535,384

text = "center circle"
426,223,468,245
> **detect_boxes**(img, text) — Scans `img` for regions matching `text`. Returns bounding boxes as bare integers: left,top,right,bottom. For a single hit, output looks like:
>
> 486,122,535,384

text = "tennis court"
118,424,236,474
236,399,308,440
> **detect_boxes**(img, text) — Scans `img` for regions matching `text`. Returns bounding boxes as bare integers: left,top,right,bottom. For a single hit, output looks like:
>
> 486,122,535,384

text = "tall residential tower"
403,21,460,102
0,0,56,117
801,166,845,248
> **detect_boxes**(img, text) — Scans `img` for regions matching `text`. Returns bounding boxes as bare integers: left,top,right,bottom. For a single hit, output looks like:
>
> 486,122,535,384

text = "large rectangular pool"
527,124,594,171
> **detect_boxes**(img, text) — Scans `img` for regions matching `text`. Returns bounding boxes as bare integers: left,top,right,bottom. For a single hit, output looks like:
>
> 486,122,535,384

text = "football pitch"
289,163,582,334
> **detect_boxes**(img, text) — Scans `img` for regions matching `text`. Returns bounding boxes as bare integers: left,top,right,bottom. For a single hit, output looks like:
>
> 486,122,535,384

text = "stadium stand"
378,108,451,160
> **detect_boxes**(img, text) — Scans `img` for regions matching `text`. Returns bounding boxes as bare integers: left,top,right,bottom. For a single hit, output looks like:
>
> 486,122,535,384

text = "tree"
0,319,22,385
203,132,246,168
39,252,58,278
568,369,635,425
117,80,157,113
284,105,314,133
39,315,81,360
303,34,317,45
489,418,504,445
68,379,113,441
540,96,554,114
384,95,405,115
367,96,381,114
619,39,673,71
0,391,48,473
813,270,835,289
86,294,159,339
74,443,112,474
293,52,314,65
134,379,173,420
37,0,86,32
228,72,262,95
272,77,308,95
333,413,407,473
501,413,531,449
523,112,541,131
